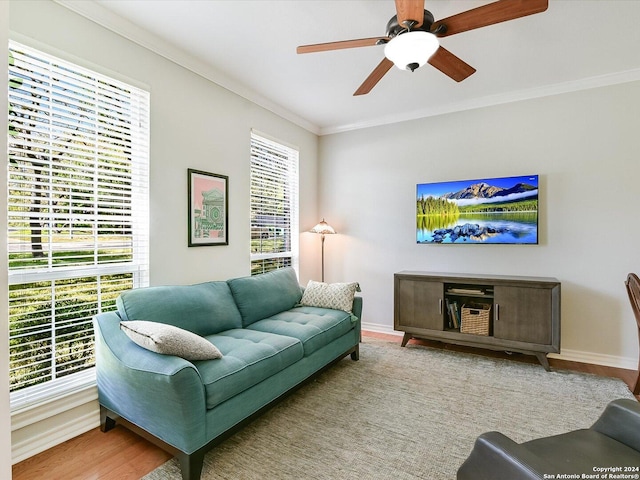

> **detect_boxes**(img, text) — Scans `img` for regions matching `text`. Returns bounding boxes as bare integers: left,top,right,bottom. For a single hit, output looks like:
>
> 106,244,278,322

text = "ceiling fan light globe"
384,31,439,71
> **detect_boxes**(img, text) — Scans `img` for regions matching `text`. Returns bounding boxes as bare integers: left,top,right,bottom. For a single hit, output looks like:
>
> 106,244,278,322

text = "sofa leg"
350,345,359,361
99,405,117,433
178,451,205,480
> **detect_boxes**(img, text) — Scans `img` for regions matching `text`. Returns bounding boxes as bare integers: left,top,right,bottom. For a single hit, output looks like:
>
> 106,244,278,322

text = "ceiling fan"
297,0,548,96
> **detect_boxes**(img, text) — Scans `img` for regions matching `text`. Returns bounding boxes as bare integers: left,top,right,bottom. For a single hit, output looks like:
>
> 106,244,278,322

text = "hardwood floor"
12,331,639,480
12,425,171,480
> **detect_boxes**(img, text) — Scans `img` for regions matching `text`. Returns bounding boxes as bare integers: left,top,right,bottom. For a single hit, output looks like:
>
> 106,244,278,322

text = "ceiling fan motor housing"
385,10,435,37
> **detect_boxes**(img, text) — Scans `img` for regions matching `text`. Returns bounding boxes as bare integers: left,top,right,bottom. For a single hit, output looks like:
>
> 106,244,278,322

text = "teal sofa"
93,267,362,480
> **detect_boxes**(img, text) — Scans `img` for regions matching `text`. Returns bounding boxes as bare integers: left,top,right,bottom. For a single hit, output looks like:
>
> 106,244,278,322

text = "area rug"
143,338,635,480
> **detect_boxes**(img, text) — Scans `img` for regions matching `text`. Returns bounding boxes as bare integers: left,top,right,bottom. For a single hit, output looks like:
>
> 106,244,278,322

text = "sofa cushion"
197,329,304,409
116,281,242,336
120,320,223,361
227,267,302,326
246,306,355,356
300,280,359,313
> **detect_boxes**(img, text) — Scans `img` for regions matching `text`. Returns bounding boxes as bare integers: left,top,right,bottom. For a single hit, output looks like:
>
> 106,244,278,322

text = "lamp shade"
384,31,439,71
310,219,336,235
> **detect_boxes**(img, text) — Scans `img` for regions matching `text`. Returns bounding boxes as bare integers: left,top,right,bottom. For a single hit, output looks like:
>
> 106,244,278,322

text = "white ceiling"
61,0,640,135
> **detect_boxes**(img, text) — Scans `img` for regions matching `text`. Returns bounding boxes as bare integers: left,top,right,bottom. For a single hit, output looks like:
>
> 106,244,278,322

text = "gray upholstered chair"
626,273,640,395
457,398,640,480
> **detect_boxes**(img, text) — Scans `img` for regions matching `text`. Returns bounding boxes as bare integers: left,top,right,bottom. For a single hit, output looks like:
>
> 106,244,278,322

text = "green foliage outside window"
7,43,149,396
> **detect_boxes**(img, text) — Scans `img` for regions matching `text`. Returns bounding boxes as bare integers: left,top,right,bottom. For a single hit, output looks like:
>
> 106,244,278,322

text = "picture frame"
188,169,229,246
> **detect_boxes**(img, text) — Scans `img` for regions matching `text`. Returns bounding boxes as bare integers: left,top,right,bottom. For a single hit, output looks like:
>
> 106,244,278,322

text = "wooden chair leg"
625,274,640,396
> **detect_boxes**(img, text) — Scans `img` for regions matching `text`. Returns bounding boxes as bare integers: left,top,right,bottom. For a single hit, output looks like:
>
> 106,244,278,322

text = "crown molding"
53,1,640,138
54,0,321,135
319,68,640,135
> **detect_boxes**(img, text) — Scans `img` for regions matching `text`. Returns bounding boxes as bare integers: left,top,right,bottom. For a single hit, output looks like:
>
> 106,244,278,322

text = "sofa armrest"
95,312,198,376
93,311,207,453
352,295,363,321
457,431,551,480
591,399,640,452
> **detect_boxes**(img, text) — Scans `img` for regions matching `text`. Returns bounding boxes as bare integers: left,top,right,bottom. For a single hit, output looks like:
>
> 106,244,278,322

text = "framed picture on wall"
188,169,229,246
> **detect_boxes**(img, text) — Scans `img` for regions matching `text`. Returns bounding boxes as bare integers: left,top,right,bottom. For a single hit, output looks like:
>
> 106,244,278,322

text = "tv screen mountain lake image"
417,174,538,244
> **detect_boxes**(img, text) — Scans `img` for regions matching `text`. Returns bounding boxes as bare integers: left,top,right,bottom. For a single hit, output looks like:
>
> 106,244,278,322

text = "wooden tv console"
394,271,561,370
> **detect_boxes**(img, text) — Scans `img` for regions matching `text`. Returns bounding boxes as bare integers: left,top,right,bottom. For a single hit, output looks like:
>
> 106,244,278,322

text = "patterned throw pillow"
300,280,359,313
120,320,222,361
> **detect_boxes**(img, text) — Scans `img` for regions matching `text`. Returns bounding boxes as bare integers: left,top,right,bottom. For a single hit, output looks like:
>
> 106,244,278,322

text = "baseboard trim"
361,322,637,371
11,387,100,464
361,322,402,337
548,349,637,371
12,407,99,464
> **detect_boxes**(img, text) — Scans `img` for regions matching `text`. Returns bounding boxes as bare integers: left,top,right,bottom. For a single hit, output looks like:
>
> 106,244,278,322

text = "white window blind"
250,131,299,275
7,41,149,410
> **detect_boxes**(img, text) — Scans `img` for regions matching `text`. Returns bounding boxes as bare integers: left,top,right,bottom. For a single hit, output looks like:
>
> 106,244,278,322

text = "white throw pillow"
120,320,222,361
300,280,359,313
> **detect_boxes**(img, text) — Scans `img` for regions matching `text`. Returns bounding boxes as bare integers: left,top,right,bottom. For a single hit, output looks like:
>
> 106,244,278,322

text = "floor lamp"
310,219,336,282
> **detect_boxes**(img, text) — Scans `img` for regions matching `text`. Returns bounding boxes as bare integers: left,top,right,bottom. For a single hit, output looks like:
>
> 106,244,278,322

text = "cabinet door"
493,286,551,344
395,278,444,331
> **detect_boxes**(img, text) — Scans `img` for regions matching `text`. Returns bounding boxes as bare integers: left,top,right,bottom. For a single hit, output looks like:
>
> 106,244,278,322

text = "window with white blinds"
250,131,299,276
7,41,149,409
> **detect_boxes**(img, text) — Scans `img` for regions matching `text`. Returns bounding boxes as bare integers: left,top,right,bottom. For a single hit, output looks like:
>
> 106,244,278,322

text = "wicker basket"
460,303,491,336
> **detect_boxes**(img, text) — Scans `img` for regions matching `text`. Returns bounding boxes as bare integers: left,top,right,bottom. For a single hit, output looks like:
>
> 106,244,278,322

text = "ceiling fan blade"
432,0,548,37
297,37,389,54
427,47,476,82
354,58,394,96
395,0,426,28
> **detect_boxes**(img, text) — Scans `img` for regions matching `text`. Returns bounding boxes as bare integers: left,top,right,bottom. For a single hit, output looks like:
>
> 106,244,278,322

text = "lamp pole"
320,233,326,282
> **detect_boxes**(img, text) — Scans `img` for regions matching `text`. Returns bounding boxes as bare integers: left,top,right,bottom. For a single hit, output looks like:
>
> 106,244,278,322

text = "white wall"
319,81,640,368
7,0,320,463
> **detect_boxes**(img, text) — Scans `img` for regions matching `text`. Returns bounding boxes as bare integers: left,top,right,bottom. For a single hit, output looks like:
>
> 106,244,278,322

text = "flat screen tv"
417,174,539,244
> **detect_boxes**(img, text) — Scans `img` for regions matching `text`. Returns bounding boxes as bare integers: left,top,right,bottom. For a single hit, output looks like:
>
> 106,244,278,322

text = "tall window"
7,42,149,409
250,131,299,275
